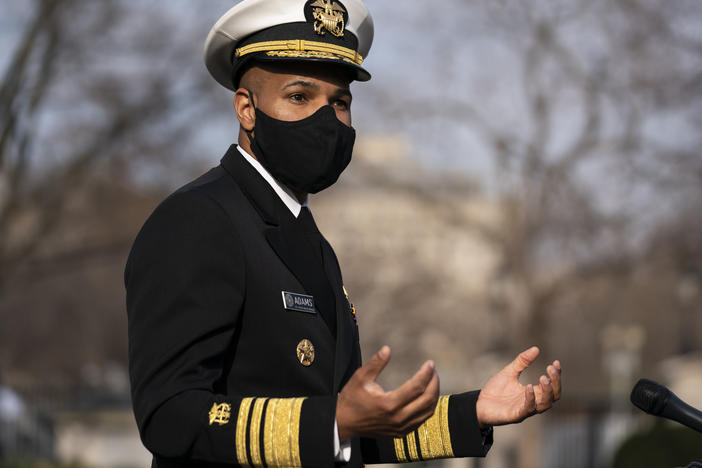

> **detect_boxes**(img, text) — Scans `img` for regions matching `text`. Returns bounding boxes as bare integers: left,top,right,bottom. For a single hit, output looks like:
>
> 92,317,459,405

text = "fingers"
360,346,392,381
341,353,443,439
535,375,554,413
509,346,540,376
533,359,562,414
524,384,536,417
389,370,440,435
389,360,436,407
400,369,440,419
548,361,562,401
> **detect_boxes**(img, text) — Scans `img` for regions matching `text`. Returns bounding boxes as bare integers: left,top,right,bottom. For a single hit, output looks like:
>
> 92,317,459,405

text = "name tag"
281,291,316,314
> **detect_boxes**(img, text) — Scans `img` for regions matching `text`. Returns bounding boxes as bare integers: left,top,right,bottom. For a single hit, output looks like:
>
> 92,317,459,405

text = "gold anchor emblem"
296,339,315,367
208,402,231,425
309,0,346,38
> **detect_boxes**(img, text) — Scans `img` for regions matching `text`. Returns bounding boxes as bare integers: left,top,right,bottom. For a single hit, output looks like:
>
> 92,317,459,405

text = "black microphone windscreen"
630,378,670,415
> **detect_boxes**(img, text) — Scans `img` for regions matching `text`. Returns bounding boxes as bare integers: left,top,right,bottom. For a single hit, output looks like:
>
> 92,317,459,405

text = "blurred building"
316,135,503,391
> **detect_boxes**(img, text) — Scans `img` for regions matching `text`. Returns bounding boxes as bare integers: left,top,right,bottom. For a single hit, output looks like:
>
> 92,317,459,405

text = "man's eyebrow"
282,80,319,90
333,88,352,98
281,80,351,97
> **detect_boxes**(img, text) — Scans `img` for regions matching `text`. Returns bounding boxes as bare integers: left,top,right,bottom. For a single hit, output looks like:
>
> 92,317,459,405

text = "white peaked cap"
205,0,375,90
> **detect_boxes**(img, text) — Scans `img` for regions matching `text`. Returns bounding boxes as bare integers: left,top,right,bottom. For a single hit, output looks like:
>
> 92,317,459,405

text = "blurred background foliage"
1,0,701,467
612,424,702,468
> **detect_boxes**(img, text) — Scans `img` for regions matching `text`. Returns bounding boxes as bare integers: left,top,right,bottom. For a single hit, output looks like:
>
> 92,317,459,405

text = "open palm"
476,346,561,427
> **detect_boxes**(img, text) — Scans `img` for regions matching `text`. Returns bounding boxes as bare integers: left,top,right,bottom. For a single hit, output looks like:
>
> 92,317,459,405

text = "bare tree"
0,0,230,382
360,0,702,357
0,0,227,291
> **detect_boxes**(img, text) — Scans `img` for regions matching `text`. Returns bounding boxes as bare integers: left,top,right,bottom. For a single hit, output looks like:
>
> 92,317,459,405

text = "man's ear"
234,88,255,132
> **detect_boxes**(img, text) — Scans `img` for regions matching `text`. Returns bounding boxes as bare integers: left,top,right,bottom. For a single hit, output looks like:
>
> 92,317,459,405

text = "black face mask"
245,93,356,194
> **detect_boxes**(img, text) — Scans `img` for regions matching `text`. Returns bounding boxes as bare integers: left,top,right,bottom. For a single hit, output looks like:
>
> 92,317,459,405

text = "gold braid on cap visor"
235,39,364,66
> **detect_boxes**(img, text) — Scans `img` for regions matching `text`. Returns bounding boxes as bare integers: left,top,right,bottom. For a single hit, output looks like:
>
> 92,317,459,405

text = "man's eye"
334,100,349,109
290,93,306,102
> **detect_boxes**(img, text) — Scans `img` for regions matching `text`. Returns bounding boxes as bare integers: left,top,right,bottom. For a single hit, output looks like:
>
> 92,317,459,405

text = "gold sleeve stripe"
406,431,420,461
417,395,454,460
417,401,437,459
439,396,453,457
394,396,454,461
235,398,254,467
393,437,408,462
263,398,278,466
418,422,429,459
262,397,307,467
235,39,364,65
289,398,305,466
249,398,268,466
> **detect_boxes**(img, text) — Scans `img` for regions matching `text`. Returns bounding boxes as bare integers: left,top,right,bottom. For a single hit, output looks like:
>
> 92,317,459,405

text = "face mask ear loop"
244,89,256,145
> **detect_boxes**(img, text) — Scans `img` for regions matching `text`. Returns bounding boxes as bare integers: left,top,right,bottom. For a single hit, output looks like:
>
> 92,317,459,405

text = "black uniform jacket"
125,145,492,467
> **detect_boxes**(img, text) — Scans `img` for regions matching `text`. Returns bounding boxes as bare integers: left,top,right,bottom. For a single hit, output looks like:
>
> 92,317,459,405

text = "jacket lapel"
220,146,310,292
264,218,323,307
220,145,284,227
320,237,353,391
220,146,336,338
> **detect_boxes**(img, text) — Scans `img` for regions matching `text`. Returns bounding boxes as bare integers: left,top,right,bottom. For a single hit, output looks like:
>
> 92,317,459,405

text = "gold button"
296,339,315,367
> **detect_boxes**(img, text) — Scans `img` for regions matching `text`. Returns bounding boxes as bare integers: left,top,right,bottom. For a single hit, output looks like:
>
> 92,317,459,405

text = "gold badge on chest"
296,339,315,367
309,0,346,37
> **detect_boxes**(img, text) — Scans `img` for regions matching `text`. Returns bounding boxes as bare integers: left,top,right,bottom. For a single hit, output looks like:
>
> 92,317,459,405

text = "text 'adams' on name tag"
281,291,316,314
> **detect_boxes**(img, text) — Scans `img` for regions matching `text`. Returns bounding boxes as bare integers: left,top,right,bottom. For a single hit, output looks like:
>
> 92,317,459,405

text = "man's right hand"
336,346,439,441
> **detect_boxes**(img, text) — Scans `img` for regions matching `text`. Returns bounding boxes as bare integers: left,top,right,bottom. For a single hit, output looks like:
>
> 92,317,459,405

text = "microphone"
630,378,702,434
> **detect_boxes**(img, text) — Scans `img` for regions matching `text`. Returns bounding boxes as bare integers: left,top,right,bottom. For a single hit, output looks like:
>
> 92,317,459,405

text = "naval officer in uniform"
125,0,562,466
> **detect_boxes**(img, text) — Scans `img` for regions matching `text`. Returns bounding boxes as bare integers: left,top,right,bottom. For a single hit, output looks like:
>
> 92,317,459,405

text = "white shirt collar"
236,145,308,218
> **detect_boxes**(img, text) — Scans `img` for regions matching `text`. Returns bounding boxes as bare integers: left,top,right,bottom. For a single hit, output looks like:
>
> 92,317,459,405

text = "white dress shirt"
236,145,352,463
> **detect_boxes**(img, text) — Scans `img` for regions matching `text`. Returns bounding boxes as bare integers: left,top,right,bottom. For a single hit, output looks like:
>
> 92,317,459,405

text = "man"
125,0,562,466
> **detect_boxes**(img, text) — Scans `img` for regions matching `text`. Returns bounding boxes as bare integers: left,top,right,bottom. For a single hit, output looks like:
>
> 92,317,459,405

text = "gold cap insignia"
309,0,346,38
296,339,315,367
208,402,231,426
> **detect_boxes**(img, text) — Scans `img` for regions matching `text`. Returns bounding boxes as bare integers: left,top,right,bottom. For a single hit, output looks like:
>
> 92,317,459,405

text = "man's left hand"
476,346,561,428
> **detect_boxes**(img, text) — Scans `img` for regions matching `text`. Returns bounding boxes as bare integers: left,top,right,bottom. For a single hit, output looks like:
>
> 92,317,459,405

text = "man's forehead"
248,62,353,89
